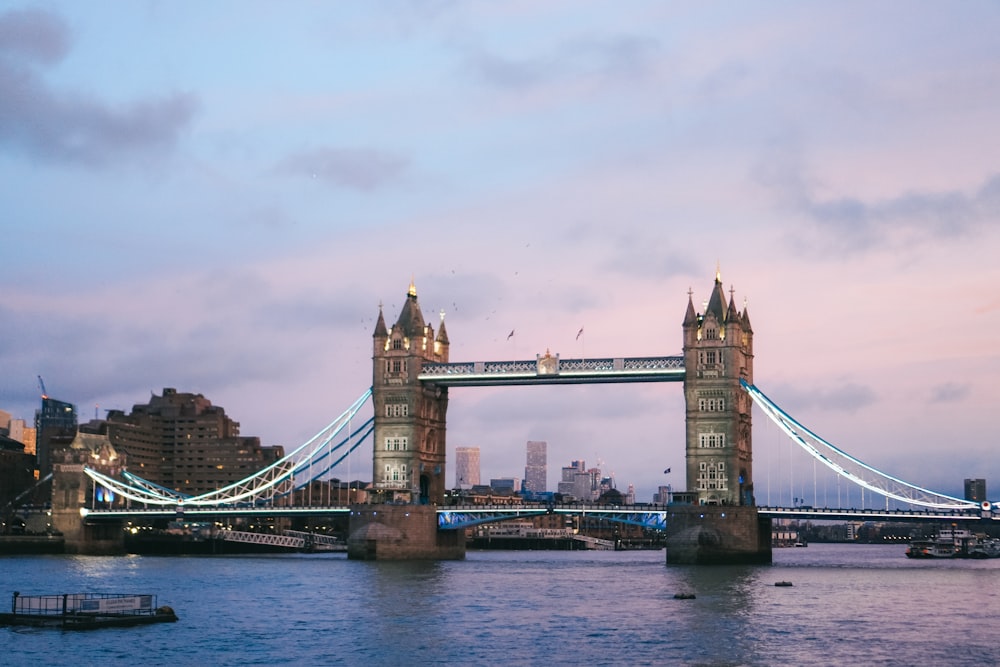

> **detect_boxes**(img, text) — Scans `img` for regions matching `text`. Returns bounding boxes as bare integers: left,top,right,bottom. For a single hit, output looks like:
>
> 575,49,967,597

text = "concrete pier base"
665,506,772,565
346,505,465,560
51,509,123,555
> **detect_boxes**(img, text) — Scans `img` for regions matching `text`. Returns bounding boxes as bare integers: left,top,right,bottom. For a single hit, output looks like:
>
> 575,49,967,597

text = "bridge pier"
664,506,771,565
346,505,464,560
51,451,124,555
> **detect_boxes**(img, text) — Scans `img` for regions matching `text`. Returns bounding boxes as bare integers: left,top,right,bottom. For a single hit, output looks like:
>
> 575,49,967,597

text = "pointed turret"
704,274,727,324
394,282,426,338
683,290,698,327
726,287,740,324
373,303,388,338
436,310,450,346
741,304,753,333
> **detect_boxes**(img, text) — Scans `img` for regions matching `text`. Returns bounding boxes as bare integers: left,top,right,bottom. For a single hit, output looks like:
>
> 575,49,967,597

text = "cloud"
773,381,877,414
275,147,409,190
929,382,970,404
761,151,1000,256
0,8,70,64
804,173,1000,242
0,7,197,166
464,33,658,90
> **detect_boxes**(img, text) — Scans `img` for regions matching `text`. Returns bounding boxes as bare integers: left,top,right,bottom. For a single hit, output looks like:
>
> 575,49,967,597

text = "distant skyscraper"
524,440,547,493
455,446,480,488
964,478,987,503
557,460,583,496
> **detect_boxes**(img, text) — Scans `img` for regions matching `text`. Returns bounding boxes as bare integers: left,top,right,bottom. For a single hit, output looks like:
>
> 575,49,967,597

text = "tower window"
697,461,728,491
385,403,409,417
384,437,408,451
698,433,726,448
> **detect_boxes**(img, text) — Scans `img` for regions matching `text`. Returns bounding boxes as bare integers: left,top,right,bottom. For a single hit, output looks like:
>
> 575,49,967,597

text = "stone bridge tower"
682,271,755,506
371,281,450,505
666,271,768,565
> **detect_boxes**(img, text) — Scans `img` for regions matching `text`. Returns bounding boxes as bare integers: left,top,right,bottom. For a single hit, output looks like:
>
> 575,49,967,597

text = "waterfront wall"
665,506,772,565
347,505,465,560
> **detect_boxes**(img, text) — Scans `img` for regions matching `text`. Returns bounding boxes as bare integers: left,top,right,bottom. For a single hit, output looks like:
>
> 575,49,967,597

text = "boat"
0,593,178,629
968,537,1000,559
905,528,1000,559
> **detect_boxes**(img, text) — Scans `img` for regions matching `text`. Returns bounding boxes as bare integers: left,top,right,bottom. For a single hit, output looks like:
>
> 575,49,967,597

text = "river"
2,544,998,666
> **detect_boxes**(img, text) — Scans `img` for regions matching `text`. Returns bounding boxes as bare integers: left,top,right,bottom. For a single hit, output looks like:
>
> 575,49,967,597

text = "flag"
663,468,671,474
576,327,584,340
507,329,515,340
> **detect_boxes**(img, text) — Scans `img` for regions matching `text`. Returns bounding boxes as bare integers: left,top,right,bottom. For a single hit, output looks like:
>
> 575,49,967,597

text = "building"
490,477,521,494
682,271,754,506
34,396,78,481
964,478,987,503
653,485,673,505
105,388,282,496
0,433,35,509
455,446,480,488
557,460,584,497
524,440,547,493
9,419,36,458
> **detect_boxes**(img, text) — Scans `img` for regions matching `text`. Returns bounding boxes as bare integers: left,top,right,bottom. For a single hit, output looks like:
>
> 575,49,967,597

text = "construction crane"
37,375,48,400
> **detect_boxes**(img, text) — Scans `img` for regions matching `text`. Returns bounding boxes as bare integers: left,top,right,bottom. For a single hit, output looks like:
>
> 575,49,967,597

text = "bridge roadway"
81,503,997,530
418,356,685,386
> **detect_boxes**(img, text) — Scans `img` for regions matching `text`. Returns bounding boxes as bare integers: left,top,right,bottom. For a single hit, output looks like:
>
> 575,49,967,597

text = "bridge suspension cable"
84,388,373,507
742,379,985,510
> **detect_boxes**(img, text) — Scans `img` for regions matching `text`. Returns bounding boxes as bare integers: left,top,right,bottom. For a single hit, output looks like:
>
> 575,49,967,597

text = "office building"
965,478,987,503
524,440,547,493
490,477,521,494
455,446,481,488
34,396,78,480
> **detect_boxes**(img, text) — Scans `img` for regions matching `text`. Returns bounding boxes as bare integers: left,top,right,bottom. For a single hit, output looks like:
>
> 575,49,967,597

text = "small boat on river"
0,592,178,629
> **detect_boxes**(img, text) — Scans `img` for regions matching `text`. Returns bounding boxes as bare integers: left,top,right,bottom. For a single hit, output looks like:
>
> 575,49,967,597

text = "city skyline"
3,3,1000,502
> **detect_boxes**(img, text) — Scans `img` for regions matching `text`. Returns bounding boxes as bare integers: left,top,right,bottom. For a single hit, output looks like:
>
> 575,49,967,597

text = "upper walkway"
418,355,685,386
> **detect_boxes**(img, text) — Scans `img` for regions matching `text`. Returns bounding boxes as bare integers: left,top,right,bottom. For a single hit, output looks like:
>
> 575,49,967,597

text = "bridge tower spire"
682,271,755,506
371,281,450,505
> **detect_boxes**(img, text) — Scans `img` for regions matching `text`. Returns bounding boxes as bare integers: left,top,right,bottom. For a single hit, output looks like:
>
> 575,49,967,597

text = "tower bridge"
355,273,761,562
66,272,994,562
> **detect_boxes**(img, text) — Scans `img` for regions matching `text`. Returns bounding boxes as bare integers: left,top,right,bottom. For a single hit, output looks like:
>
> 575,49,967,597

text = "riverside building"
105,388,282,496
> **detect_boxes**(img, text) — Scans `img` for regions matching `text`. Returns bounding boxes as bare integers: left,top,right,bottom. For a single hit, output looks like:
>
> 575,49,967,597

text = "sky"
2,1,1000,504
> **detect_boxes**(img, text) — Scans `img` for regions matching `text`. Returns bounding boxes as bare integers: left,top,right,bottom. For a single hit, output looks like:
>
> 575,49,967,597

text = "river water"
2,544,998,666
